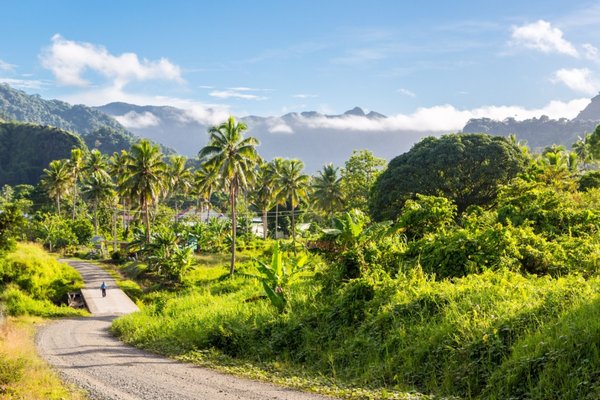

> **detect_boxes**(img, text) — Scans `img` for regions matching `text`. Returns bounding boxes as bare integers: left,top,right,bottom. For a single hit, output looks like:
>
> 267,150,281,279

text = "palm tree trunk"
57,195,61,217
230,184,237,275
274,204,279,239
72,181,78,220
291,205,296,255
93,201,98,235
143,194,151,242
262,208,268,240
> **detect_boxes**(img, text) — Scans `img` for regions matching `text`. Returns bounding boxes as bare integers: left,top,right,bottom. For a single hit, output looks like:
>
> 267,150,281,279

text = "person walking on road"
100,281,107,297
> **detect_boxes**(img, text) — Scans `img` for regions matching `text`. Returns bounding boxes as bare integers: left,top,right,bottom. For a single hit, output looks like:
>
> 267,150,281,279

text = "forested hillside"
0,121,85,185
0,84,135,154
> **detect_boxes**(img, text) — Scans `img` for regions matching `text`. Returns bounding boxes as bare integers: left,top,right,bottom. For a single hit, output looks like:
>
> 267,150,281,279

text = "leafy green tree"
587,124,600,160
397,194,457,240
579,170,600,192
0,202,24,252
199,116,260,274
341,150,386,213
277,159,309,254
41,159,72,217
123,140,167,241
33,214,78,252
370,134,528,221
312,163,343,217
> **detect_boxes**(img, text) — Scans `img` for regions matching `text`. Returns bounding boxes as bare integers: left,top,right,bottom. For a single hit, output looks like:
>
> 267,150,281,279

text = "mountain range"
0,84,135,155
462,95,600,149
2,82,600,174
96,103,432,171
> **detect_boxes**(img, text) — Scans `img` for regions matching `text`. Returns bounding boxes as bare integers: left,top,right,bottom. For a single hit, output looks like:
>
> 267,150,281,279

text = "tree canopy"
370,133,528,221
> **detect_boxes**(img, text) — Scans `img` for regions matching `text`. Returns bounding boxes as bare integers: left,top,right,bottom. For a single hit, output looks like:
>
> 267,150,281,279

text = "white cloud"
397,88,416,97
293,93,318,99
265,117,293,134
114,111,161,129
295,98,589,132
553,68,600,95
583,43,599,61
209,88,268,100
0,59,15,71
0,77,46,90
511,20,579,57
40,34,183,87
61,85,230,126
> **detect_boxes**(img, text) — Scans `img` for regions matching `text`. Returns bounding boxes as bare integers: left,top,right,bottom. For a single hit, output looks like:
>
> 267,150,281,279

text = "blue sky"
2,0,600,130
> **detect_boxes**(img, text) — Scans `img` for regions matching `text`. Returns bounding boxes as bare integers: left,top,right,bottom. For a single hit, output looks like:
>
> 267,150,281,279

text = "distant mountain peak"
574,94,600,121
367,110,386,119
344,106,366,116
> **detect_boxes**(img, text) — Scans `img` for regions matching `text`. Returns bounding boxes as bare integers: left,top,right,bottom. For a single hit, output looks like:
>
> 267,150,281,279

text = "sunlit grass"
0,316,87,399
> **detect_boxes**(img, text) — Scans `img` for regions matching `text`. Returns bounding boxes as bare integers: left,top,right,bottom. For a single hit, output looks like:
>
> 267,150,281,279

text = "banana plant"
254,242,309,312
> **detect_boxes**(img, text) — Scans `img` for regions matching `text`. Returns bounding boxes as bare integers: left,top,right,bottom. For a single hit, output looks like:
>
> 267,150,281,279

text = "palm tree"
267,157,286,239
277,159,309,254
312,163,343,216
41,159,72,217
252,163,276,239
68,148,85,220
123,140,167,241
82,174,115,235
167,155,192,215
109,150,131,234
84,149,112,181
573,133,593,169
199,116,260,275
193,163,220,222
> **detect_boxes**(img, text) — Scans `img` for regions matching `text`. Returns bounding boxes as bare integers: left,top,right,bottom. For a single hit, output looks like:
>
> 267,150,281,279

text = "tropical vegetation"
2,115,600,399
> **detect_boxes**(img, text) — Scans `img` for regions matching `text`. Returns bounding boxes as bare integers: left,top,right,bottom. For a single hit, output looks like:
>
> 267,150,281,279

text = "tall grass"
0,243,86,317
113,262,600,399
0,316,86,399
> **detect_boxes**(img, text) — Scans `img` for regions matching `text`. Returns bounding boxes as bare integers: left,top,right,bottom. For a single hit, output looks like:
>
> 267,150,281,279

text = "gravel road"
37,260,332,400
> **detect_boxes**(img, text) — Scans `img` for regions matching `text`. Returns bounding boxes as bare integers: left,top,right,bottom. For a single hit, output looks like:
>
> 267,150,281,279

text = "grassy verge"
112,254,600,400
0,316,87,399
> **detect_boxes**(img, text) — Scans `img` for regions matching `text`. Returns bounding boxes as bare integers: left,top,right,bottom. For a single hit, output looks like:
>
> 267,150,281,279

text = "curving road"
37,260,332,400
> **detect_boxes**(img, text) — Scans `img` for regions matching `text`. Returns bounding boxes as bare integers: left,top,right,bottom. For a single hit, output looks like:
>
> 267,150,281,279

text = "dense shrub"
0,243,83,306
113,266,600,399
0,285,85,317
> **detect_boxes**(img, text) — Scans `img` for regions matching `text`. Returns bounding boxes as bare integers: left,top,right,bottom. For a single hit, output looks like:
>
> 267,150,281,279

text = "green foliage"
0,243,85,317
113,262,600,400
0,243,83,303
340,150,386,213
68,217,94,245
370,133,528,220
251,242,309,312
408,222,573,279
0,83,135,155
1,285,85,317
142,228,195,283
397,194,456,240
579,170,600,191
497,178,600,238
0,121,85,186
0,201,24,252
28,214,78,252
